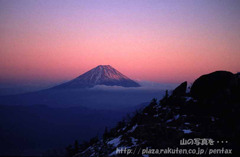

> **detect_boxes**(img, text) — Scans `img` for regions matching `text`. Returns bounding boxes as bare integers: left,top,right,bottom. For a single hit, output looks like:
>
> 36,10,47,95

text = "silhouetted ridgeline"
67,71,240,157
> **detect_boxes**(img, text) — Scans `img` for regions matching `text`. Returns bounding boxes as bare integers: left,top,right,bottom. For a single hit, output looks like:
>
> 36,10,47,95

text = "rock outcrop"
68,71,240,157
171,81,187,97
190,71,236,100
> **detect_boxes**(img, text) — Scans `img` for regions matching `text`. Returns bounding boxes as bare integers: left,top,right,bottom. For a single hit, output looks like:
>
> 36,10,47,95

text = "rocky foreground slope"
66,71,240,157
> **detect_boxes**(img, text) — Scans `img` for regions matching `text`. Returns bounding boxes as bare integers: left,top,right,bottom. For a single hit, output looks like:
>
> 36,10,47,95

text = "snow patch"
166,119,173,123
174,114,180,120
129,124,138,133
185,96,197,102
108,136,122,147
131,137,138,146
182,129,192,134
109,150,116,156
185,96,192,101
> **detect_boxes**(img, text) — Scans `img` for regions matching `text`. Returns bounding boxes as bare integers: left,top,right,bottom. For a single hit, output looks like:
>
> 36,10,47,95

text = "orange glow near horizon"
0,0,240,84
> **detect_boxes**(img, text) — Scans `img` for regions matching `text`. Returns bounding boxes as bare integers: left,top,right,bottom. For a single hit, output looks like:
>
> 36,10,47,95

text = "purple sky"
0,0,240,86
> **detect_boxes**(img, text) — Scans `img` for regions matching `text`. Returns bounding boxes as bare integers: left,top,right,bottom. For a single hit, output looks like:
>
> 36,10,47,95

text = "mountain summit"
53,65,140,89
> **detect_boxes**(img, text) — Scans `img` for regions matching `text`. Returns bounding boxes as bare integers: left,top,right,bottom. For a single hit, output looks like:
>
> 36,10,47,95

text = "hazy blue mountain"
0,104,128,156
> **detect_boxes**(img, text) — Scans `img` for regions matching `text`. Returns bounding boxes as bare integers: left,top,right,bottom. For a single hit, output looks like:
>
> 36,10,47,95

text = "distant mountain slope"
0,104,128,156
71,71,240,157
52,65,140,89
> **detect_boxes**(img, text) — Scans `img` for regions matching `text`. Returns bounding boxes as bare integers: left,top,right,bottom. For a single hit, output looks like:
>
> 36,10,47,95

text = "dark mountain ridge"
70,71,240,157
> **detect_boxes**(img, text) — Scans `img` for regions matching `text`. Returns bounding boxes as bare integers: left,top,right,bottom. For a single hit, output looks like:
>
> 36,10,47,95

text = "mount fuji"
52,65,140,89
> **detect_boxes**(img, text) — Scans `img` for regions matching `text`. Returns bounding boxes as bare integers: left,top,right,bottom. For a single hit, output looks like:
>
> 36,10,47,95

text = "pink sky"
0,0,240,84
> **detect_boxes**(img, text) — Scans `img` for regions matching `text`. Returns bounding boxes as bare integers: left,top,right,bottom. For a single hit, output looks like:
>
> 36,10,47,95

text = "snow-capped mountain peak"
80,65,130,83
52,65,140,89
